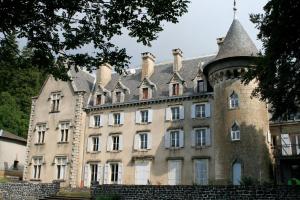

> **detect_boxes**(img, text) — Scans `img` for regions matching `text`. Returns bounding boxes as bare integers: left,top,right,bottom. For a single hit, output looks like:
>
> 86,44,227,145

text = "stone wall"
0,182,59,200
91,185,300,200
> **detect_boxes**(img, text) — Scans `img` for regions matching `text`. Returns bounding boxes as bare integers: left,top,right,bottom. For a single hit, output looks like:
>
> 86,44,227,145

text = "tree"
0,0,189,80
0,35,46,137
243,0,300,119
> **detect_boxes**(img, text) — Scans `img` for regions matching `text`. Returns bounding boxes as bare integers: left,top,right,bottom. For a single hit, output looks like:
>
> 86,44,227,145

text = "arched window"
231,122,240,141
229,92,239,108
232,161,242,185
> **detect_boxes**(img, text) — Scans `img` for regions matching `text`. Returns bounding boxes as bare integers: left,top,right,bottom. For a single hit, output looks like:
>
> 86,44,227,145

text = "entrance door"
135,161,150,185
233,162,241,185
168,160,182,185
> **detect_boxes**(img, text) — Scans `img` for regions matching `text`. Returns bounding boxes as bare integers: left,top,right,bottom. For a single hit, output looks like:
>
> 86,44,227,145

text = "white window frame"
168,160,182,185
229,92,239,109
165,130,184,149
92,136,100,152
171,107,180,120
231,123,240,141
134,132,152,151
51,93,61,112
110,163,119,184
195,128,206,146
170,130,180,148
195,104,205,118
32,157,43,179
140,110,149,123
36,124,46,144
196,79,205,93
59,122,70,142
94,115,101,127
55,157,67,180
114,113,121,125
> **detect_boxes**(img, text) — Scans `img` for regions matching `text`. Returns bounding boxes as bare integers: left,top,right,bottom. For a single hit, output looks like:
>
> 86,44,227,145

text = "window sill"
137,122,151,125
90,126,102,129
57,141,69,144
229,107,239,110
108,150,122,153
34,143,45,146
168,147,183,150
110,124,123,127
53,179,65,183
231,139,240,142
30,179,41,182
193,117,209,120
88,151,101,154
49,111,60,114
194,145,210,149
135,149,149,152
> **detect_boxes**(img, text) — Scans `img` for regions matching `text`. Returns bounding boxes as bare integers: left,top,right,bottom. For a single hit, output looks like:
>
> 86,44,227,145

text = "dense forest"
0,35,46,138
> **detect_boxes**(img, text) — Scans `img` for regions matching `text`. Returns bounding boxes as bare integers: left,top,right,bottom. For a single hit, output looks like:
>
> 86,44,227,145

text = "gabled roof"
0,129,27,144
113,80,131,94
138,77,157,89
167,71,185,84
215,19,258,61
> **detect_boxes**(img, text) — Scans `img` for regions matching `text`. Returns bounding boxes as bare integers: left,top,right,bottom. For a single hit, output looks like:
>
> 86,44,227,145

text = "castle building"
23,18,300,188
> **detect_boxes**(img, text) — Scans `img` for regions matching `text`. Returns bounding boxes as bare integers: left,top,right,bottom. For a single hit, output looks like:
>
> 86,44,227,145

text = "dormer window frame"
138,78,156,100
112,90,125,104
193,76,207,93
94,93,106,106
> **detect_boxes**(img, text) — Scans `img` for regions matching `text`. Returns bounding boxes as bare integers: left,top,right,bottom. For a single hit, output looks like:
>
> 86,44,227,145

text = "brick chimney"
172,48,183,72
96,63,112,87
141,52,155,80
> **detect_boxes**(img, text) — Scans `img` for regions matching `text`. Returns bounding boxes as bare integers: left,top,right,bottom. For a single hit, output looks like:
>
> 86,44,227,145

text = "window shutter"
148,109,153,123
104,164,109,184
120,113,125,125
180,106,184,120
84,164,90,187
205,103,211,118
87,137,92,152
100,114,104,127
168,84,173,97
108,113,113,126
164,131,170,148
89,116,95,128
117,163,123,184
179,130,184,148
191,104,196,119
267,130,271,143
134,134,140,150
107,136,112,152
147,133,152,150
165,108,171,121
119,135,123,150
98,136,102,151
35,130,39,144
191,130,196,147
135,111,141,124
206,128,211,146
97,164,103,184
121,92,125,102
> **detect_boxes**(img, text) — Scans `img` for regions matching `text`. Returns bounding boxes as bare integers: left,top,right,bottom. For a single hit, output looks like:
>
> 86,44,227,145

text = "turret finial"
233,0,237,19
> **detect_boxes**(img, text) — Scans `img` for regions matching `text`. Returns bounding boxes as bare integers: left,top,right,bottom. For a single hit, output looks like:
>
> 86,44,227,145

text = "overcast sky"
109,0,268,69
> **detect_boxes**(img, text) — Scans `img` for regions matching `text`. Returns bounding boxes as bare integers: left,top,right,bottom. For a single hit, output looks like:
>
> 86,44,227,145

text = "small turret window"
231,122,240,141
229,92,239,109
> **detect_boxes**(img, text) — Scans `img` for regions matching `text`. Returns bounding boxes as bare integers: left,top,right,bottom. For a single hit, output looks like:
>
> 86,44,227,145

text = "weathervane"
233,0,237,19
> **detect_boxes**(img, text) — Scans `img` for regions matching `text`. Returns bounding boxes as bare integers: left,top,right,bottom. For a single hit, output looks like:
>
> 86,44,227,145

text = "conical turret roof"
215,19,258,60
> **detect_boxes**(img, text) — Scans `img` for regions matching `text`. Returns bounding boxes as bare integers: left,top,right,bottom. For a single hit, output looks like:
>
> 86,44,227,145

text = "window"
110,163,119,184
114,113,120,125
172,83,179,96
195,104,205,118
116,92,121,103
94,115,101,127
112,135,120,151
135,161,150,185
231,123,240,141
90,163,98,183
170,131,180,148
195,129,206,146
141,110,149,123
229,92,239,109
51,93,60,112
56,157,67,180
32,157,42,179
168,160,182,185
96,95,102,105
194,159,208,185
171,107,180,120
36,124,46,144
92,137,99,152
142,88,149,99
196,80,205,93
140,133,148,149
60,122,70,142
233,162,242,185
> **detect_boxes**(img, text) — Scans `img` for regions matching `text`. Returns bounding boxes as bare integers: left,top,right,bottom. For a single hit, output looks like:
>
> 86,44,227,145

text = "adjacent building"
0,129,27,179
23,18,299,187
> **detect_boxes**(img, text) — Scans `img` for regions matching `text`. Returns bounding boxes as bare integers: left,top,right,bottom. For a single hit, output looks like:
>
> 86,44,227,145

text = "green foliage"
243,0,300,119
240,177,258,186
0,0,189,80
0,35,46,138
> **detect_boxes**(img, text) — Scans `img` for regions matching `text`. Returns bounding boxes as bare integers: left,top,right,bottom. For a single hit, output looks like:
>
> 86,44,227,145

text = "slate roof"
91,55,215,105
0,129,27,143
215,19,258,61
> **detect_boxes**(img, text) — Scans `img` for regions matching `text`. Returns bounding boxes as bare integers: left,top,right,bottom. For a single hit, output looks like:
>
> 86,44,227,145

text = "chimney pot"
172,48,183,72
141,52,155,80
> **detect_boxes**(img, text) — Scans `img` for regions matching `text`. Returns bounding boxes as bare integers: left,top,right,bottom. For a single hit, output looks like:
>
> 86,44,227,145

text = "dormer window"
142,88,149,99
96,94,102,105
196,80,205,93
116,91,121,103
172,83,180,96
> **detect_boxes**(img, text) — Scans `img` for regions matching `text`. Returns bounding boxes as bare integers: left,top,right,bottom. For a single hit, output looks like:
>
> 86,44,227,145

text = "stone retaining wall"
91,185,300,200
0,181,59,200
